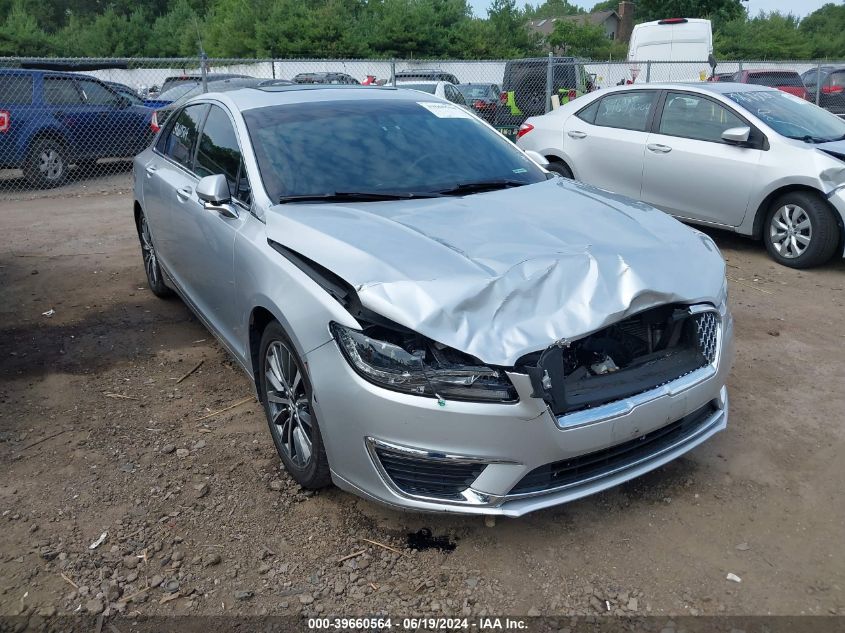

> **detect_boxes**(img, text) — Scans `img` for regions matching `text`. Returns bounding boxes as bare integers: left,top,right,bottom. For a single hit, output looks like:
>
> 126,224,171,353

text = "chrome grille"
693,311,719,364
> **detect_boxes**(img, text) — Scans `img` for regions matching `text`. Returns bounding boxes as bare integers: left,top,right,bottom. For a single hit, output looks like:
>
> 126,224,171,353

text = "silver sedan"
133,85,733,516
517,82,845,268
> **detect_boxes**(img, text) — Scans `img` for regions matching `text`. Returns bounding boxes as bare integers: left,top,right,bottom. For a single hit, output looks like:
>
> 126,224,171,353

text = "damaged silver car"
133,85,734,516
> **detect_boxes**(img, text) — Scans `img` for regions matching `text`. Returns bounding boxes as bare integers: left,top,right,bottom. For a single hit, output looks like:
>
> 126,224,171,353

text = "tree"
487,0,539,57
799,2,845,59
526,0,583,19
635,0,746,26
715,12,811,59
548,18,625,58
0,1,50,56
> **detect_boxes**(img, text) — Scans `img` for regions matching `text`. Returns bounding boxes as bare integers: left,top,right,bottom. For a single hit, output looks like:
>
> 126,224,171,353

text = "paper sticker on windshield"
417,101,474,119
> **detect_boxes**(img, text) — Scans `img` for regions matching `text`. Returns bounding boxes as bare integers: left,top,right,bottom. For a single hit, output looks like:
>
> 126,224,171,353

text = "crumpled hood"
266,178,726,366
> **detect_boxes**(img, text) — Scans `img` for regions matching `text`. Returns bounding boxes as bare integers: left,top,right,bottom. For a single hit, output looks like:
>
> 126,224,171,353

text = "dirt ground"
1,181,844,622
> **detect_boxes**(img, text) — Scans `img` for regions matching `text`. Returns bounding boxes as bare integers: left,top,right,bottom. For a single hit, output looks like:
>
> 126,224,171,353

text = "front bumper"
307,310,734,517
827,187,845,257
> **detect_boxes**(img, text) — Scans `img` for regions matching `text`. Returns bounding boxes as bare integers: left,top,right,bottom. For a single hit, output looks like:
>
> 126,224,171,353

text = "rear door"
641,91,762,227
563,90,658,199
42,76,87,155
145,104,208,281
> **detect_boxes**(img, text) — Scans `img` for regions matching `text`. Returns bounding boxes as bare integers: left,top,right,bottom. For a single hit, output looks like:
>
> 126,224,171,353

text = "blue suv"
0,69,155,188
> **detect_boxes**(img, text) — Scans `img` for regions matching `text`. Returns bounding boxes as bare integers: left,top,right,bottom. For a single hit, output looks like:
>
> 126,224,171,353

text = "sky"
469,0,838,18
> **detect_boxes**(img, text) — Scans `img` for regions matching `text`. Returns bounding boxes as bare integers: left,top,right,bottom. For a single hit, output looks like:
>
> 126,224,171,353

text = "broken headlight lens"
331,323,517,403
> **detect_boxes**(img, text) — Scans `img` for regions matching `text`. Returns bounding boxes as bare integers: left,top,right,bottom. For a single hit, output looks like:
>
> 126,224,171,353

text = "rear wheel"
23,138,68,189
546,160,573,179
259,322,331,489
137,211,172,298
763,191,839,268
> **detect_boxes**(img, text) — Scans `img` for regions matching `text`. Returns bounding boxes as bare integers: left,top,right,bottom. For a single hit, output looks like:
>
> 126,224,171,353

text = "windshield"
396,83,437,94
457,85,491,99
726,90,845,142
157,82,199,101
244,99,546,201
747,72,803,88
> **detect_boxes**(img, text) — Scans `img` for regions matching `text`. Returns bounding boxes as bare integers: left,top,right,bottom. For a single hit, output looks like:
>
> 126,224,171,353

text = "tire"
137,211,173,298
547,160,573,179
259,322,331,489
23,138,68,189
763,191,840,269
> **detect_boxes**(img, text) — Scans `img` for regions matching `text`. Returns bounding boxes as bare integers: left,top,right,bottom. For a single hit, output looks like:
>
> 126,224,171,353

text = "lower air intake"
373,446,487,501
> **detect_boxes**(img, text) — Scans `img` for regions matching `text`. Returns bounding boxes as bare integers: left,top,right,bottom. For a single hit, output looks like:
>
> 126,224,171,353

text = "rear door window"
0,75,34,104
43,77,83,105
162,104,208,171
593,91,657,131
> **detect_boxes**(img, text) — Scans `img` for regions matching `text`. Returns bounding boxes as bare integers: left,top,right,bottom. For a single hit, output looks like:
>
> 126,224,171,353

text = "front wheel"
259,322,331,489
763,192,840,268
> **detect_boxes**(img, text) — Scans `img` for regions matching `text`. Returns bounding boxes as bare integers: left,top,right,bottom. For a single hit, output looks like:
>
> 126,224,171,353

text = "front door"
641,91,762,227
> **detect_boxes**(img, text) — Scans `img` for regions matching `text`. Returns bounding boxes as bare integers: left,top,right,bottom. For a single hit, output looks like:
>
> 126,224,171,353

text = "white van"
628,18,713,83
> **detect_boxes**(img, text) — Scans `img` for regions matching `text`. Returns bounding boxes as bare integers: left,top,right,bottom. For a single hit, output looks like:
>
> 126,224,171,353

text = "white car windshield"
726,90,845,143
244,99,546,201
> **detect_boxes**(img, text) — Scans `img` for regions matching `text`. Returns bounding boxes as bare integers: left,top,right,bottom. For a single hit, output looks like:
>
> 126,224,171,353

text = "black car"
394,69,459,85
292,72,359,85
802,66,845,117
455,83,500,122
493,57,592,136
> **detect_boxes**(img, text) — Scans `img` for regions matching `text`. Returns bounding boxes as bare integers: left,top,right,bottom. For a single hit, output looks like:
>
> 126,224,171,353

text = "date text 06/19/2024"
307,617,530,630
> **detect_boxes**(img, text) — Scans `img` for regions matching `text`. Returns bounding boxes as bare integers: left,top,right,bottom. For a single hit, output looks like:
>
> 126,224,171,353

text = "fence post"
200,52,208,93
645,61,651,83
545,52,553,114
816,61,822,106
390,59,396,86
737,61,743,79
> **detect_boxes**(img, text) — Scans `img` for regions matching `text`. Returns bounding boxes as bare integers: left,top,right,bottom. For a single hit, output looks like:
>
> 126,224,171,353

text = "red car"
733,69,809,100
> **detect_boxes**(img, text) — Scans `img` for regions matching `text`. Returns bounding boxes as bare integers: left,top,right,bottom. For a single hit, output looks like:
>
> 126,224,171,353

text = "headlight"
717,275,729,314
331,322,517,403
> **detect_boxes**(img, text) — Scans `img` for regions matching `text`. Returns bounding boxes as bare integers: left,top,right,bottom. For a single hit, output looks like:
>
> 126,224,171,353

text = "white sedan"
517,82,845,268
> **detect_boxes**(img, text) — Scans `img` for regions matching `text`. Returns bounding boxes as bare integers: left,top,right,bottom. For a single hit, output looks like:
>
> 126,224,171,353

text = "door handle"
175,186,192,201
568,130,587,139
647,144,672,154
144,165,158,177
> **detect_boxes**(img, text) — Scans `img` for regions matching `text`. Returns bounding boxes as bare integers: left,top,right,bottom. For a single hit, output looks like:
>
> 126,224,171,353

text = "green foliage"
634,0,746,26
715,12,811,59
0,0,842,60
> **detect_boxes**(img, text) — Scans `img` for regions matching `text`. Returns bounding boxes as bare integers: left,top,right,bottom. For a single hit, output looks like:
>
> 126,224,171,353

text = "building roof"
527,11,619,36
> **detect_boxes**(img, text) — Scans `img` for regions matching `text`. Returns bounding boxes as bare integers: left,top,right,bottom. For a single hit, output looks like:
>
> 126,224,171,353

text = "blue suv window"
0,75,33,104
44,77,82,105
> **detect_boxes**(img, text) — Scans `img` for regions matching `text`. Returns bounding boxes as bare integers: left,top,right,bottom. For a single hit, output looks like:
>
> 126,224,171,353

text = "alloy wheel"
39,149,63,181
264,340,314,468
769,204,812,259
140,216,159,287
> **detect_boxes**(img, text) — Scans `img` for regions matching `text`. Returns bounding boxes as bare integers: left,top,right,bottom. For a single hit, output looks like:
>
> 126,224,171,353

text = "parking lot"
1,186,844,619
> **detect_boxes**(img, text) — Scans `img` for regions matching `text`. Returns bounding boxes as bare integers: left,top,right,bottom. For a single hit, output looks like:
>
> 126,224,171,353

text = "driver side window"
76,79,119,106
195,105,251,205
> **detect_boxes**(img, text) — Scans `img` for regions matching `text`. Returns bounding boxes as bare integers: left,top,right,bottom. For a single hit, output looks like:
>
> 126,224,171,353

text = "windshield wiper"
435,179,528,196
787,134,830,144
278,191,442,204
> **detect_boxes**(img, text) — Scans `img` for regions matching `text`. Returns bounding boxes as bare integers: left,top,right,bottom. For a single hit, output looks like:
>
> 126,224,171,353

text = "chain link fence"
1,55,844,197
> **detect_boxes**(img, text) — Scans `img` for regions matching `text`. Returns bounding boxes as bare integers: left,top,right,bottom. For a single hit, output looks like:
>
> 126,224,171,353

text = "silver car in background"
133,85,733,516
517,83,845,268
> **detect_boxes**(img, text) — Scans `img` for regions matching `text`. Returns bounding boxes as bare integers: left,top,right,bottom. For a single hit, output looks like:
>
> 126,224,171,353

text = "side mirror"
721,126,751,144
196,174,238,218
524,150,549,167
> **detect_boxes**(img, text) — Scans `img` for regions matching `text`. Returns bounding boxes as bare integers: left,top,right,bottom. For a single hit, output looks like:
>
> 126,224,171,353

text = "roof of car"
604,82,780,95
186,84,436,111
395,80,442,85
